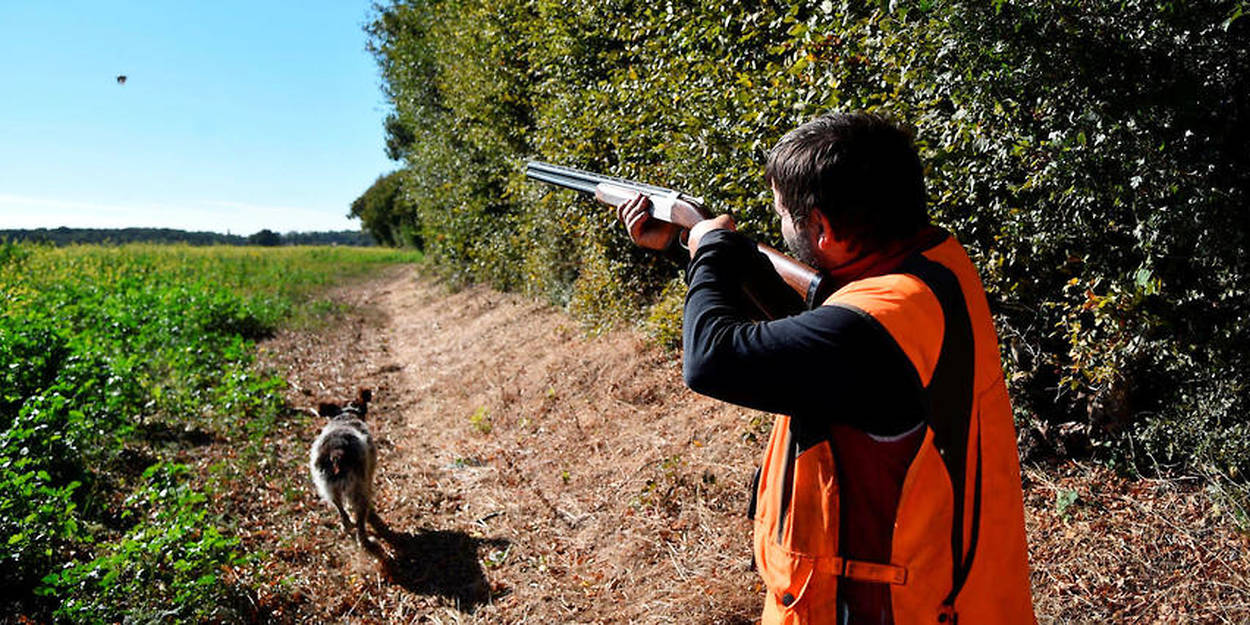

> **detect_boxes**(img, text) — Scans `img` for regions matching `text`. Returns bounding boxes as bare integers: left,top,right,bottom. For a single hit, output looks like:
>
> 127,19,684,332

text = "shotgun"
524,160,833,310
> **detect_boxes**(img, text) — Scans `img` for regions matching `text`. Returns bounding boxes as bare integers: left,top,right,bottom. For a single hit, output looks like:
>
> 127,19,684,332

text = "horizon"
0,2,395,235
0,224,365,236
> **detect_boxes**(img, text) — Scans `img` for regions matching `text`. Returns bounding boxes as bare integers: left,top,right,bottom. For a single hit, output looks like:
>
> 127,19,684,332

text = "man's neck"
824,226,946,288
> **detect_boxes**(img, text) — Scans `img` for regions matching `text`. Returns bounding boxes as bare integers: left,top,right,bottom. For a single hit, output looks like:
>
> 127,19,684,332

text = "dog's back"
309,389,378,545
310,419,375,503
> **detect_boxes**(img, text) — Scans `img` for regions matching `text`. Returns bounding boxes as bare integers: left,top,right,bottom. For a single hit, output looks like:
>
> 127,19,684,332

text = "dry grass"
1025,463,1250,623
202,267,1250,623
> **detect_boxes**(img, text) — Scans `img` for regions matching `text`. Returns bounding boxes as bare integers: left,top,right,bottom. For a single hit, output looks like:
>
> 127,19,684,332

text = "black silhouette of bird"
116,75,127,85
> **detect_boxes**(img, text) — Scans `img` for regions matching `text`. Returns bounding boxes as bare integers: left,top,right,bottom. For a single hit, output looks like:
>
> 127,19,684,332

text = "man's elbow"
682,353,717,396
682,318,741,397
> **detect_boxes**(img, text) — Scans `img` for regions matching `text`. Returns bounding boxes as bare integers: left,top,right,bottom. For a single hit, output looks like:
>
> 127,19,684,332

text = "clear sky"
0,1,395,235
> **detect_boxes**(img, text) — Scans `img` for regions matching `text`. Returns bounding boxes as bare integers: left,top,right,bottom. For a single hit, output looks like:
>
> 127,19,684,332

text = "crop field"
0,242,421,622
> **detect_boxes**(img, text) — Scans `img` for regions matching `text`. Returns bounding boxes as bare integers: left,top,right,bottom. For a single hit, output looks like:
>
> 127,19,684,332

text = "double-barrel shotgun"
524,160,833,312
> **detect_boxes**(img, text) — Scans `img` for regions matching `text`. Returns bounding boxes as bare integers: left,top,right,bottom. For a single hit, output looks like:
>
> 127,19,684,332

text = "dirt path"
248,266,763,623
240,265,1250,624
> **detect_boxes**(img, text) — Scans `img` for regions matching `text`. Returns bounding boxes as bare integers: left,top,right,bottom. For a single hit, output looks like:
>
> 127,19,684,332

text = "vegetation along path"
240,266,1250,624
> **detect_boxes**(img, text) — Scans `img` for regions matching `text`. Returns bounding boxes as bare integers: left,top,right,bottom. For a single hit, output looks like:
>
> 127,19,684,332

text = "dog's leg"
359,504,389,560
355,512,369,546
352,494,370,546
367,506,393,541
333,500,353,535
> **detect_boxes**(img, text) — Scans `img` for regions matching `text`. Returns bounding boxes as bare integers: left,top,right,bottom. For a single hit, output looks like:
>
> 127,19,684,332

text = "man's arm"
682,229,925,437
622,197,806,319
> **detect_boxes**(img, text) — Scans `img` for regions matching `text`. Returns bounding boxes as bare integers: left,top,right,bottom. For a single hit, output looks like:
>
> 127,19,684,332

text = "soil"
221,265,1250,624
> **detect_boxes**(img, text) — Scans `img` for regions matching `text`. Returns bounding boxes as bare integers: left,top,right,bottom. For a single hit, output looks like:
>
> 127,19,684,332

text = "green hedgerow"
363,0,1250,481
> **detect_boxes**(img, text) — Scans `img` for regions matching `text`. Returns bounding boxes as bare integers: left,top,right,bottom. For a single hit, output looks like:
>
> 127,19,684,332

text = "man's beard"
784,228,821,268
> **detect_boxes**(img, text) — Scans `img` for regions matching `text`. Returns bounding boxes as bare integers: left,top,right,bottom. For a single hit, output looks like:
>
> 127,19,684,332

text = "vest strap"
814,557,908,585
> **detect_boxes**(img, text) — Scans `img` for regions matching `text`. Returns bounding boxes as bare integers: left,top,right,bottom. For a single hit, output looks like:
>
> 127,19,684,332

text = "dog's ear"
318,402,342,417
357,388,372,405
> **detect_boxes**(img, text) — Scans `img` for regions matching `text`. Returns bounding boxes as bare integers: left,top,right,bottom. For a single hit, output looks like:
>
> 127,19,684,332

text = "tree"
248,229,282,247
349,170,419,248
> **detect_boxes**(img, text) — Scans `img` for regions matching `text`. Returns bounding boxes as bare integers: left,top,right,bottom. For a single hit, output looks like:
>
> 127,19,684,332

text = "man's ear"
809,209,860,257
808,209,837,251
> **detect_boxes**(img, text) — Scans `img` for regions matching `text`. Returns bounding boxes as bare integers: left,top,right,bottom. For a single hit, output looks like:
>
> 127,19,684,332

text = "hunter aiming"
615,112,1036,625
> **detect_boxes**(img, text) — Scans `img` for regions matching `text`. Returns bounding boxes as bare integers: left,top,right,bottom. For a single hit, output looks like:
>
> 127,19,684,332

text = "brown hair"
765,112,928,247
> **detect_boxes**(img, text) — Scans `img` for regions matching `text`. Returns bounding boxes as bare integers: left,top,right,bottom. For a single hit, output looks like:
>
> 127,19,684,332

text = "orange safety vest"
752,234,1036,624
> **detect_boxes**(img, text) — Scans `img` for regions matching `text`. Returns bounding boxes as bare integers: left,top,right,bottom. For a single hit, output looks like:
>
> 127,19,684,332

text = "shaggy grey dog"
309,389,382,547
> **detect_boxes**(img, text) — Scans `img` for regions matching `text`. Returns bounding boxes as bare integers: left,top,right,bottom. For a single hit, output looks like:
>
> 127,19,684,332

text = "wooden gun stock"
525,160,833,309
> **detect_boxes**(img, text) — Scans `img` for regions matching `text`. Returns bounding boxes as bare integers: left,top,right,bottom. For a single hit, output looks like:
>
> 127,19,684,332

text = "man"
617,112,1035,624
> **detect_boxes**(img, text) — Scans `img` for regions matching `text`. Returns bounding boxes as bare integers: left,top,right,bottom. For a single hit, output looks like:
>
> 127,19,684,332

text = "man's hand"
617,193,681,251
688,215,736,258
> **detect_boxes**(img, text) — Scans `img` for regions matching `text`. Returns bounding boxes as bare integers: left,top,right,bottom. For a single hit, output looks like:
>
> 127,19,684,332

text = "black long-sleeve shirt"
680,229,925,438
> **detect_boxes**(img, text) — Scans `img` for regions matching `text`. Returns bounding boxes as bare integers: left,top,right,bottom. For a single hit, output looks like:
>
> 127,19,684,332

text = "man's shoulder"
822,272,945,388
825,272,942,319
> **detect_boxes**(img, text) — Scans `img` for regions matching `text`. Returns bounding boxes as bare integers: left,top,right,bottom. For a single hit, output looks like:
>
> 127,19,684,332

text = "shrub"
38,463,249,624
349,170,421,248
365,0,1250,478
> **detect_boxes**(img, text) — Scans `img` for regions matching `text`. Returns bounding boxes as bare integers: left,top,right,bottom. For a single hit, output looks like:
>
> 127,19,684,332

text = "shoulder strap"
898,252,982,610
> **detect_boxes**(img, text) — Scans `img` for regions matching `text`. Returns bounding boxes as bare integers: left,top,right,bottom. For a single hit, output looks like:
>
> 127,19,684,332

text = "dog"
309,388,385,548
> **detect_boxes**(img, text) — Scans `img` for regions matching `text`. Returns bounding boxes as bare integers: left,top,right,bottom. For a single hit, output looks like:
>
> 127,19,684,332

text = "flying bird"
116,75,127,85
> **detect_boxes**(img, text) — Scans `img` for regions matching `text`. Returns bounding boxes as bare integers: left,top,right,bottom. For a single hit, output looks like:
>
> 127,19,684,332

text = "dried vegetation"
214,268,1248,623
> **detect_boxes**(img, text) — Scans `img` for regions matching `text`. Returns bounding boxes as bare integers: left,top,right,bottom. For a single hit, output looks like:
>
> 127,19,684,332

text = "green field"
0,242,421,622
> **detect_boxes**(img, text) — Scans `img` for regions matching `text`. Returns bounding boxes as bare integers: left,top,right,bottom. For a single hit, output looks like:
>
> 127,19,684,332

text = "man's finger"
634,194,651,216
617,194,641,222
625,197,651,223
629,202,649,223
616,194,631,221
626,211,647,237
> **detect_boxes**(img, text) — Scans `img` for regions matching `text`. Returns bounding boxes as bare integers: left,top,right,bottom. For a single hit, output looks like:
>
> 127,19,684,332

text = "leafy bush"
364,0,1250,478
38,463,248,624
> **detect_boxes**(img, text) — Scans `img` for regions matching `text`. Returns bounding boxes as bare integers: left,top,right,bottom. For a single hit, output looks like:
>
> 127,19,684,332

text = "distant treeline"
0,227,375,247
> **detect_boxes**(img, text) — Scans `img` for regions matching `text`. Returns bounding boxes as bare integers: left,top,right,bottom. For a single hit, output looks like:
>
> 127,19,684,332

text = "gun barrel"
524,162,600,194
525,161,680,198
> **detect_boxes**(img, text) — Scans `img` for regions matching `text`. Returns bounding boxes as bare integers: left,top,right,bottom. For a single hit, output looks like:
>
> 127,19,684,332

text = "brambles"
641,279,687,350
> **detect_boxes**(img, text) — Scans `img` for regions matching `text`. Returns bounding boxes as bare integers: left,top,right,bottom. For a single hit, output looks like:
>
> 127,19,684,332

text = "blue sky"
0,1,395,234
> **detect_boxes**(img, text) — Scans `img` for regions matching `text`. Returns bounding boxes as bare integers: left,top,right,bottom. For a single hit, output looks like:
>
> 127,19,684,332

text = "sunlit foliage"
363,1,1249,479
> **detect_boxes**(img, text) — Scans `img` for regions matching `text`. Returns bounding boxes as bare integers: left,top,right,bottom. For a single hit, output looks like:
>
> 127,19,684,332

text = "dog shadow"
371,521,509,613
